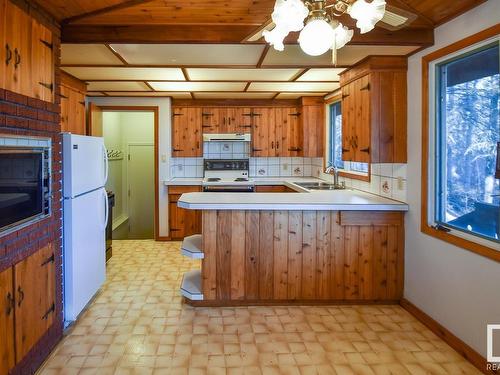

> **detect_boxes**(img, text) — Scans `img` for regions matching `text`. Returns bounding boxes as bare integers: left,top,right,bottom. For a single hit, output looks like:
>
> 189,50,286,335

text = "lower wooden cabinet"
0,243,55,373
168,186,202,240
255,185,296,193
0,267,15,375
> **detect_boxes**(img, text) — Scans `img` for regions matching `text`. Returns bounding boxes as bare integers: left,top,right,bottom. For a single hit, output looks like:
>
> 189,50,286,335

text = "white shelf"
180,270,204,301
181,234,204,259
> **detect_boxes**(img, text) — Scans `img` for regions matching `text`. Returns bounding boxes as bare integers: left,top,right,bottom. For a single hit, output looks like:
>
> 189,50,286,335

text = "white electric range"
202,159,255,192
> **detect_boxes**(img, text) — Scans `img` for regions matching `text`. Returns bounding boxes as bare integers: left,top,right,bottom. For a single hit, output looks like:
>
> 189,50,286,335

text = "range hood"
203,133,251,142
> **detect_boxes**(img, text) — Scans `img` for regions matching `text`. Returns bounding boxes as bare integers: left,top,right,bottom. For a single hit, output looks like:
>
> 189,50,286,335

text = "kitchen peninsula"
178,187,408,306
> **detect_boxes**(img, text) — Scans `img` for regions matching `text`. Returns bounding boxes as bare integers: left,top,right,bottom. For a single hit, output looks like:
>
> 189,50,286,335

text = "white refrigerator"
62,133,109,324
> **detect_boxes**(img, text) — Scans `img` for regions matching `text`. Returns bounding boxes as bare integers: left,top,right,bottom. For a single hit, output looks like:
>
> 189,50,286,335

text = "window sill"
338,170,370,182
421,223,500,263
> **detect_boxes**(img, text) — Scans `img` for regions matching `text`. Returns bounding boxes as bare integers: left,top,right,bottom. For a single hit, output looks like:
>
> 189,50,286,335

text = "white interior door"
127,144,154,239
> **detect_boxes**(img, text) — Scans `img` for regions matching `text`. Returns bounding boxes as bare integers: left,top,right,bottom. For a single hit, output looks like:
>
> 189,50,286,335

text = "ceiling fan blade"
243,20,276,42
377,5,418,30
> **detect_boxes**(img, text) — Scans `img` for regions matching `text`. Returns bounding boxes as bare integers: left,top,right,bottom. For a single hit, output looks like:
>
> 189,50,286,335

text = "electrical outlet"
161,154,167,163
397,177,404,190
282,163,289,171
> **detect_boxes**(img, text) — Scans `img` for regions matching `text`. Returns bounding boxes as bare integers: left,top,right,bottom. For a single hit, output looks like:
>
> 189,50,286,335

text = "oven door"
203,185,255,193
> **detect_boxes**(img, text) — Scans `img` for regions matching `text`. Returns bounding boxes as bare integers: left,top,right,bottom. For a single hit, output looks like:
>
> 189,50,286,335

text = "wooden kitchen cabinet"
1,1,54,102
168,186,202,240
202,107,252,134
60,71,87,134
278,107,302,157
172,107,202,157
31,18,54,102
0,267,15,375
340,56,407,163
300,97,325,157
14,243,56,361
251,107,275,157
0,243,55,373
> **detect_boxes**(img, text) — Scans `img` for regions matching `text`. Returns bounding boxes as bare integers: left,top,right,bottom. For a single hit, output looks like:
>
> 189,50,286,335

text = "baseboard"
400,298,497,375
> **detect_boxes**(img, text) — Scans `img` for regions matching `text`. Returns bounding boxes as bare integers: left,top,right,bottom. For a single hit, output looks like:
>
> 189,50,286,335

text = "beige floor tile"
36,240,480,375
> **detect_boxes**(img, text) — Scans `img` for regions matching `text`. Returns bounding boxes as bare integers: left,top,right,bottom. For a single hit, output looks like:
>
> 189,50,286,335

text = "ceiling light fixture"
263,0,386,64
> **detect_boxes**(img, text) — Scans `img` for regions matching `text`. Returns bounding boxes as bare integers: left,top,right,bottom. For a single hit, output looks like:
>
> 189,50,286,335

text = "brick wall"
0,2,63,373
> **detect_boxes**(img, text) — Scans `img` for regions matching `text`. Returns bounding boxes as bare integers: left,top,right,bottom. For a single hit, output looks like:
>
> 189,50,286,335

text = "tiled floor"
38,240,479,374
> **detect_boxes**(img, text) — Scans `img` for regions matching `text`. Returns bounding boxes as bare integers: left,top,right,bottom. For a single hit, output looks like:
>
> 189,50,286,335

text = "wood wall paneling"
201,210,405,304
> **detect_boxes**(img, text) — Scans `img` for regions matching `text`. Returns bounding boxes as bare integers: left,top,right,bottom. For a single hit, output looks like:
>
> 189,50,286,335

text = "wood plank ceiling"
35,0,486,99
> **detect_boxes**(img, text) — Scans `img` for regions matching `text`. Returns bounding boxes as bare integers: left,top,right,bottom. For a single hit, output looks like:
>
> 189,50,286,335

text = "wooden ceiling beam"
61,24,434,46
63,0,157,25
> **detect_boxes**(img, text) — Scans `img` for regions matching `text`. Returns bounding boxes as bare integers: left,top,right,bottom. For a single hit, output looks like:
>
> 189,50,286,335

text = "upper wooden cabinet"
171,101,324,158
61,72,87,135
172,107,202,157
1,1,54,102
340,56,408,163
201,107,252,134
300,97,325,158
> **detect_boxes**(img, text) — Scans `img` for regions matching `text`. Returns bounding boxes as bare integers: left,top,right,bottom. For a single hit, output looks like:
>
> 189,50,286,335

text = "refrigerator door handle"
103,189,109,230
103,144,109,185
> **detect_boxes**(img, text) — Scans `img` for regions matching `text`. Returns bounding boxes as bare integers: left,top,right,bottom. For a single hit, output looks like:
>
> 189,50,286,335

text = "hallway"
38,241,479,374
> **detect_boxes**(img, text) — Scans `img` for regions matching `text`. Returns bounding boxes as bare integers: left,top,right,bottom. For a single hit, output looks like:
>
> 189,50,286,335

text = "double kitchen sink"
293,182,346,191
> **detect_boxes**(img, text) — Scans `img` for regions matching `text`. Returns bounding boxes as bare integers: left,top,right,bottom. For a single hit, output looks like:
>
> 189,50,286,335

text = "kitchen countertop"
178,188,408,211
163,176,323,187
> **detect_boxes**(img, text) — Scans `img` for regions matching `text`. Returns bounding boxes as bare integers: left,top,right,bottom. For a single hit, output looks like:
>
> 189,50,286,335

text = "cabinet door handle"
196,141,200,149
42,303,55,320
173,148,184,152
252,148,263,152
6,292,14,316
223,117,226,125
276,141,279,149
14,48,21,69
41,253,55,266
271,141,274,149
202,125,212,128
17,286,24,307
360,147,370,154
288,147,302,152
341,148,350,153
5,44,12,66
173,113,184,117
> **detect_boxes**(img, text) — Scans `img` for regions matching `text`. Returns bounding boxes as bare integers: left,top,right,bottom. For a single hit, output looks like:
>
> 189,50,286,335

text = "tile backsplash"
318,162,408,202
169,141,407,203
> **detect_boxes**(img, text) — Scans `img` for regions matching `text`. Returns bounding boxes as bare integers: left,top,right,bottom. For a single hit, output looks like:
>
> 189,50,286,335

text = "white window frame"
426,35,500,249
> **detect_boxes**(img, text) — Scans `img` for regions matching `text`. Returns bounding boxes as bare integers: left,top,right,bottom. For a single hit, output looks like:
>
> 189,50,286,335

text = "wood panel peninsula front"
177,188,408,306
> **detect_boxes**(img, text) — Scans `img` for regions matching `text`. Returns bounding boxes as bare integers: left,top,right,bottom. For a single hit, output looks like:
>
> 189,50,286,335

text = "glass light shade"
272,0,308,32
348,0,386,34
299,19,335,56
333,23,354,49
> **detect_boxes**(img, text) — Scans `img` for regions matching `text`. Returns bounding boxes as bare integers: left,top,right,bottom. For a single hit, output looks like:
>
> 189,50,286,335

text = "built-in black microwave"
0,141,51,235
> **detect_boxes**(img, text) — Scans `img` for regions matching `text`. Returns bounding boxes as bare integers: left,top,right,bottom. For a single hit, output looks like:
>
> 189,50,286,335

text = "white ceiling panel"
248,82,339,92
297,68,345,82
61,44,125,65
336,45,419,65
62,67,185,81
86,81,150,91
104,92,192,98
275,92,327,99
110,44,265,66
186,68,301,81
194,92,277,99
148,81,247,92
263,45,333,66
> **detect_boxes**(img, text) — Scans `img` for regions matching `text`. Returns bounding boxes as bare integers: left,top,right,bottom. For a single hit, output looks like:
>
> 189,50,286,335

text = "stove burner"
207,178,221,182
234,178,249,182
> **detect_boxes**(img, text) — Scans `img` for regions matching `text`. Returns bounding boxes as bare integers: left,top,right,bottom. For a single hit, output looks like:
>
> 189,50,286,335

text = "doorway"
99,109,156,240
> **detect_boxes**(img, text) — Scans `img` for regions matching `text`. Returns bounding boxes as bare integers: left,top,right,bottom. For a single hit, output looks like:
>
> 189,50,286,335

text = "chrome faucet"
325,165,345,189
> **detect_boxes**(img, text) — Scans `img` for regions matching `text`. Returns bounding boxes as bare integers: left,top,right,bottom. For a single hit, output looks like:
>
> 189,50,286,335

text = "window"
430,39,499,246
326,101,369,176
